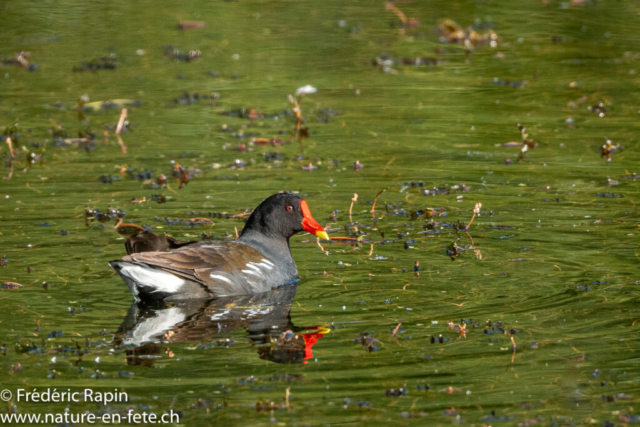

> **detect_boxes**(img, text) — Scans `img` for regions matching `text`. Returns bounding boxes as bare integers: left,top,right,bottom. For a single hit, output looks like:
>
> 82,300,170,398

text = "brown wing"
123,241,270,296
125,230,197,255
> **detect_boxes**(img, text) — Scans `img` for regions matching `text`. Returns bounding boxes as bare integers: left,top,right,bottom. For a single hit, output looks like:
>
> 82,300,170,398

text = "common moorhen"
110,193,329,302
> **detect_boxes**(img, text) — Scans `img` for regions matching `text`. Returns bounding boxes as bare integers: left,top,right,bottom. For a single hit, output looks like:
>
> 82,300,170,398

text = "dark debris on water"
354,333,380,352
72,55,117,72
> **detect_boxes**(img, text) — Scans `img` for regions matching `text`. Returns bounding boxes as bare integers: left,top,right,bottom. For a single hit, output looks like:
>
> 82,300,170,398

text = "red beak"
300,200,330,240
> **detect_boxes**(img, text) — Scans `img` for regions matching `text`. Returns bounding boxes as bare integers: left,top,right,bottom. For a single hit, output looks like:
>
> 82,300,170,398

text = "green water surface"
1,0,639,425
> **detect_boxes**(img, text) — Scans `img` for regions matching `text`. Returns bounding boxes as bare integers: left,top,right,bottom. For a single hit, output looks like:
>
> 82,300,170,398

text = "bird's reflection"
113,285,326,365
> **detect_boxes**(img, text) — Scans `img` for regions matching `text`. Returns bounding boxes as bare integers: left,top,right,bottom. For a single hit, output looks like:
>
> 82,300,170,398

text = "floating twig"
465,203,482,231
392,322,402,337
6,137,15,159
371,190,385,219
115,108,128,135
116,134,127,154
126,197,148,205
288,87,315,146
317,236,328,254
6,164,13,179
385,2,420,30
464,203,482,245
285,387,290,410
349,193,358,223
386,2,407,25
465,230,474,246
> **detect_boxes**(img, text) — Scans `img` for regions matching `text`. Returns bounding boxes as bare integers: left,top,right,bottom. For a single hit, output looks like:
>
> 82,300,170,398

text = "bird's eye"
286,205,294,212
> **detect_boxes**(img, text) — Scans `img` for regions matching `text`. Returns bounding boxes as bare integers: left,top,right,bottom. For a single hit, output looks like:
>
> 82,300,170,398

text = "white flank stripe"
246,263,262,273
261,259,274,267
120,265,184,294
242,269,262,278
255,261,273,271
209,274,232,284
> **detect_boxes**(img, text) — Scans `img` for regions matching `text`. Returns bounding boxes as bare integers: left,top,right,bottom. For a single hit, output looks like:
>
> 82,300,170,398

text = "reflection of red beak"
302,332,325,363
300,200,330,241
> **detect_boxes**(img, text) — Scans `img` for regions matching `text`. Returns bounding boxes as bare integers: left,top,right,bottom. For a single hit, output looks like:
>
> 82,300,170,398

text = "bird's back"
111,240,296,301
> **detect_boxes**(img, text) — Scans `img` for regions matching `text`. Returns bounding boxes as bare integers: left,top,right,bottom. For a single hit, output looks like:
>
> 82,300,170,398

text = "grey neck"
237,231,298,279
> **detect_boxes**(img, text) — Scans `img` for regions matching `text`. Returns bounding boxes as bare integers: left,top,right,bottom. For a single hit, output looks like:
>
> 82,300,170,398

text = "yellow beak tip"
316,231,330,241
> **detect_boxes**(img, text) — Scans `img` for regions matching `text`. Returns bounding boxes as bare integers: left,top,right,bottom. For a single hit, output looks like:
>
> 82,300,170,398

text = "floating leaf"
1,282,22,290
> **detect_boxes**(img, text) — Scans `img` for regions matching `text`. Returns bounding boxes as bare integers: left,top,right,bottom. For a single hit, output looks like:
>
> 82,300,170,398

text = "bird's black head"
240,193,328,241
